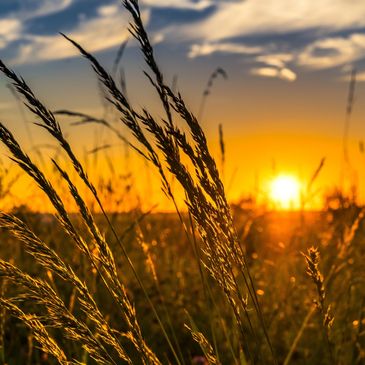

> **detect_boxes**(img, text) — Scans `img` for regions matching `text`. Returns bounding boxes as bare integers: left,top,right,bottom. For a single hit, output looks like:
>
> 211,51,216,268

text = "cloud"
3,0,365,82
252,53,296,81
182,0,365,41
97,4,120,17
188,42,264,58
298,33,365,69
0,19,22,49
251,66,297,82
151,32,165,45
140,0,213,10
279,67,297,81
12,5,150,64
0,0,74,50
149,0,365,81
20,0,73,20
256,53,294,68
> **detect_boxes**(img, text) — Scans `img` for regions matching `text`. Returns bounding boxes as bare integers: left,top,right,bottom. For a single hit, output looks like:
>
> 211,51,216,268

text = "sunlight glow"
269,175,302,210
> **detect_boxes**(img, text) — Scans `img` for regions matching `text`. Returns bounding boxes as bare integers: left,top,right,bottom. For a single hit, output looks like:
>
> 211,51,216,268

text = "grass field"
0,1,364,364
0,207,364,364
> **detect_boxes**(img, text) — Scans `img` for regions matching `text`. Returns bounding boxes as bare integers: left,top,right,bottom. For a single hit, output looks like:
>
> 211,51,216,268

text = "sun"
269,175,302,210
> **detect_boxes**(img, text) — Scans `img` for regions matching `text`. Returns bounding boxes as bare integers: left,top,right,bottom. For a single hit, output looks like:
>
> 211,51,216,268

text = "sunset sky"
1,0,365,210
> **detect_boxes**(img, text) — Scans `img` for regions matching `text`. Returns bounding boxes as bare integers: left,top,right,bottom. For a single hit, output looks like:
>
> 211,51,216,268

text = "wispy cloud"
140,0,213,10
20,0,74,20
12,4,148,64
149,0,365,81
256,53,294,69
2,0,365,82
0,0,74,51
188,42,264,58
251,66,297,82
250,52,296,81
0,19,22,49
151,32,165,45
182,0,365,41
298,33,365,69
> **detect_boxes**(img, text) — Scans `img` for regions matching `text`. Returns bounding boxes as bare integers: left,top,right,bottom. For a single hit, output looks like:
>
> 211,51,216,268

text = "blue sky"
0,0,365,79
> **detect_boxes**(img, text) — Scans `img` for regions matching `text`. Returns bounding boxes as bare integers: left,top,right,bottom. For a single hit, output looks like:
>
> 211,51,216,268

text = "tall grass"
63,0,276,360
0,0,276,363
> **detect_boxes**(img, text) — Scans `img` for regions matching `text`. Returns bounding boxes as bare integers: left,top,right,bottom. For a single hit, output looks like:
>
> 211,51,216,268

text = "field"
0,1,364,364
0,207,364,364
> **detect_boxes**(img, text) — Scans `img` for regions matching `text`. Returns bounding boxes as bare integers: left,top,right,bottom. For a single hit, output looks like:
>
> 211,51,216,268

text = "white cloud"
149,0,365,81
13,5,150,64
97,4,120,17
140,0,213,10
182,0,365,41
0,0,74,50
251,66,297,82
298,33,365,69
253,53,297,81
251,67,278,78
256,53,294,68
187,43,298,81
151,32,165,45
188,42,264,58
0,19,22,49
20,0,73,20
279,67,297,81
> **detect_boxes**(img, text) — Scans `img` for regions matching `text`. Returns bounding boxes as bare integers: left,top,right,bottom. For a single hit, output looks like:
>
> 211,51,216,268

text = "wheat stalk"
0,212,132,364
304,247,335,362
60,4,275,362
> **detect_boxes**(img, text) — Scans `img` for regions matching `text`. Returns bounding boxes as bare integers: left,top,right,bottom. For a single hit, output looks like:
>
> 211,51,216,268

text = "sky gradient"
1,0,365,210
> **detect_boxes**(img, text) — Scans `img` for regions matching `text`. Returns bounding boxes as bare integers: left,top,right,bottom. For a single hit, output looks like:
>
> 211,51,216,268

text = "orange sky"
3,127,364,212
